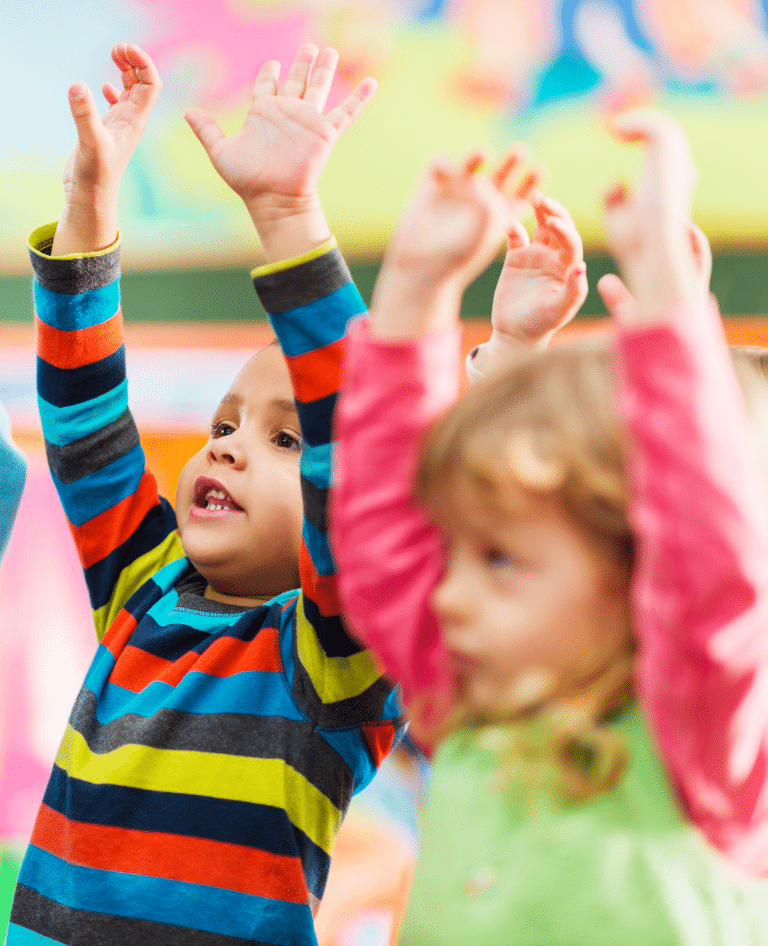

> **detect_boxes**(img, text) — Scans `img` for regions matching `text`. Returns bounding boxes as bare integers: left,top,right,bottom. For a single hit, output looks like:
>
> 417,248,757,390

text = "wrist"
369,266,462,339
52,188,119,256
619,242,701,321
244,193,331,264
488,327,551,358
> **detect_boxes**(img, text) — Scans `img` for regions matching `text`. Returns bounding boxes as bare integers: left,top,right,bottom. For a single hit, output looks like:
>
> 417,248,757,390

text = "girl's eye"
485,548,517,571
211,421,235,438
274,430,301,451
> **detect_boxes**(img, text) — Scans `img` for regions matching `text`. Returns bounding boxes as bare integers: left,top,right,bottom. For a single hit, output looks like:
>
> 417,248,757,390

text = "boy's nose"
208,435,246,468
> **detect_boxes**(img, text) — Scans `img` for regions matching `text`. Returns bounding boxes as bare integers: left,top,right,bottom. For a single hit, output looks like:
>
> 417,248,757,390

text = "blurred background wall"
4,0,768,939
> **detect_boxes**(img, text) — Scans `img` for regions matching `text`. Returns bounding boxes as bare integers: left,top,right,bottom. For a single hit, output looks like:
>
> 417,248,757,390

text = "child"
331,112,768,943
0,403,26,566
7,42,404,946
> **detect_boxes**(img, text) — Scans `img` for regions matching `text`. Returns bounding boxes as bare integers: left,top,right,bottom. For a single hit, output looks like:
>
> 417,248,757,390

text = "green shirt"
401,703,768,945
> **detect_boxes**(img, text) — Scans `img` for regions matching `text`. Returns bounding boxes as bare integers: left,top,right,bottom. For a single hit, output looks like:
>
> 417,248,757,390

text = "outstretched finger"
607,107,696,192
604,179,629,209
490,145,529,190
461,148,489,178
688,221,712,286
67,83,105,152
597,272,637,325
513,166,543,205
542,213,584,263
429,153,458,184
251,60,280,101
303,46,339,112
326,77,378,134
112,43,162,92
504,218,531,252
564,261,588,300
281,43,318,99
185,107,226,157
102,82,120,106
531,190,575,227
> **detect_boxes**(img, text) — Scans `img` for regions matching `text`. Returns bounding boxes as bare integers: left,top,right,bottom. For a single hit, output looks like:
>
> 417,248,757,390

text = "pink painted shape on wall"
0,459,94,840
139,0,311,104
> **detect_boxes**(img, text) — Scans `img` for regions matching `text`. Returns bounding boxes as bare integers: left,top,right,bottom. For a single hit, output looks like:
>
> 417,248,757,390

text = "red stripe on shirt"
286,338,345,404
300,551,339,617
72,473,162,569
32,804,310,903
101,610,139,659
109,628,283,692
37,311,124,369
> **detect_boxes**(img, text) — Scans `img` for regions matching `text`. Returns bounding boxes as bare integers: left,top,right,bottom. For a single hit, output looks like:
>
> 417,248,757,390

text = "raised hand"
489,191,588,353
185,44,376,261
602,108,700,319
369,148,540,339
597,220,712,324
53,43,162,256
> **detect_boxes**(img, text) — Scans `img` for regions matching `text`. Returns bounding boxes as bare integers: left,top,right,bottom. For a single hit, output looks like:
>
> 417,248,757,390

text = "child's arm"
189,46,404,783
332,151,530,743
605,108,768,873
0,403,27,566
31,45,182,641
467,189,588,380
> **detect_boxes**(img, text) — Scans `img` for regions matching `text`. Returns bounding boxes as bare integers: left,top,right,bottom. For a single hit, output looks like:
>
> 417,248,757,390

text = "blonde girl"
331,111,768,944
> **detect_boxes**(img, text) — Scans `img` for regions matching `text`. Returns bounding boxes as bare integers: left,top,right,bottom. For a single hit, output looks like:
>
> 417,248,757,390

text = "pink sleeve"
331,318,461,719
617,304,768,874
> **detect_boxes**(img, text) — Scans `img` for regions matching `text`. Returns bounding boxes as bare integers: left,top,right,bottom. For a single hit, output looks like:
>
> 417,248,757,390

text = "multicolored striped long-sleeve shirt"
7,225,403,946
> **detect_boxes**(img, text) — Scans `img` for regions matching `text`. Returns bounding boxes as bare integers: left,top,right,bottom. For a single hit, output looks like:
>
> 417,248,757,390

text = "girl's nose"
431,553,474,626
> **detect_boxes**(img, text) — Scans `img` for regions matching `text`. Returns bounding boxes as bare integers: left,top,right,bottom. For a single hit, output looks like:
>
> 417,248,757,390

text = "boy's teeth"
204,487,233,510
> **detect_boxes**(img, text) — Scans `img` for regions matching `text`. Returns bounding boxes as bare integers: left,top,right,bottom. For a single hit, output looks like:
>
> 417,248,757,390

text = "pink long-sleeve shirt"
332,306,768,875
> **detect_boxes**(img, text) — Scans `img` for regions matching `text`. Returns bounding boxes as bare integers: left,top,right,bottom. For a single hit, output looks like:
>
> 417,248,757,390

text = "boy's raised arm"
52,43,161,256
189,45,403,783
31,45,181,640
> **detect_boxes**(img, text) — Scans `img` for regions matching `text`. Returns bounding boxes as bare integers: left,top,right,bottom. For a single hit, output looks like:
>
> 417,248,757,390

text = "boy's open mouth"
192,476,244,514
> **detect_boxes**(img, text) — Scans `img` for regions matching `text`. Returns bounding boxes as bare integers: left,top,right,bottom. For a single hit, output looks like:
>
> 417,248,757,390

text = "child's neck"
204,584,268,609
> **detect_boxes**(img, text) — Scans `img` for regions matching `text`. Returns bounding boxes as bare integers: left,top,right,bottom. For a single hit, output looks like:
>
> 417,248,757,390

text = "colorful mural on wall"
2,0,768,275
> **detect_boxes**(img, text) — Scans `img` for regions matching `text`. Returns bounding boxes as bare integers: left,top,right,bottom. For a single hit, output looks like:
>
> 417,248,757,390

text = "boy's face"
175,343,303,605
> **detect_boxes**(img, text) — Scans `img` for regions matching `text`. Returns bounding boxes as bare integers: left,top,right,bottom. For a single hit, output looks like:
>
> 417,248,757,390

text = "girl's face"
430,478,631,722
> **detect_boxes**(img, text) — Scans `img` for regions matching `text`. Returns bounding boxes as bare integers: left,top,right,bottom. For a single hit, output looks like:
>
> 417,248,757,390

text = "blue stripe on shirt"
273,283,365,358
33,278,120,331
38,379,129,447
50,444,145,528
93,672,306,726
18,845,316,946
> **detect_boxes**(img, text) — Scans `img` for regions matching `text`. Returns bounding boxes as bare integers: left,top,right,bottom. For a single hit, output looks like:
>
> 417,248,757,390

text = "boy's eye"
211,422,236,438
273,430,301,451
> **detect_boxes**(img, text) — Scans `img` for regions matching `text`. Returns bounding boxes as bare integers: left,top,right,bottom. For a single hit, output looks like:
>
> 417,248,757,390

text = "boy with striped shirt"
7,42,403,946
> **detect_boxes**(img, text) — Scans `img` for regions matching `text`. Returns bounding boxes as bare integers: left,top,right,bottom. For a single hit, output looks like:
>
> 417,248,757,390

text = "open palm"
185,45,376,205
492,192,587,347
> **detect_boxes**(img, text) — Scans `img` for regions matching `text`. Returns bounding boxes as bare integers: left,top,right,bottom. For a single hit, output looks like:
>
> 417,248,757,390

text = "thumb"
597,273,638,325
505,218,530,252
184,107,226,158
67,82,104,151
